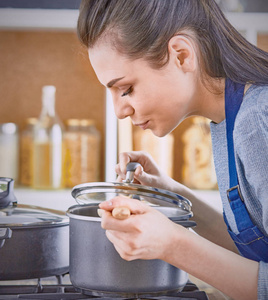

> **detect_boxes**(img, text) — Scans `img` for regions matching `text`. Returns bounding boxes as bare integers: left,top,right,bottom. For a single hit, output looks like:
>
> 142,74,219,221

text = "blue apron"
224,78,268,262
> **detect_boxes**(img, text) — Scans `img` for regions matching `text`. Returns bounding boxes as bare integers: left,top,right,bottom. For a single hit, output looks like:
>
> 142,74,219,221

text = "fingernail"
99,200,113,208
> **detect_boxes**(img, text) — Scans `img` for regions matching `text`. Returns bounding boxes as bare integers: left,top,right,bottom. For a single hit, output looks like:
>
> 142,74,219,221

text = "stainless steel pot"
0,178,69,280
67,163,195,297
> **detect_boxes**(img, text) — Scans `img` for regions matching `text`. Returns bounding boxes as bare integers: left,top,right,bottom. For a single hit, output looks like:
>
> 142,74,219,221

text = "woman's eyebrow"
106,76,125,88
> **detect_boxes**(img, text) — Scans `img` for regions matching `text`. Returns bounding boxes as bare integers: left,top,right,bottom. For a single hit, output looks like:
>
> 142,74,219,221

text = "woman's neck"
196,77,226,124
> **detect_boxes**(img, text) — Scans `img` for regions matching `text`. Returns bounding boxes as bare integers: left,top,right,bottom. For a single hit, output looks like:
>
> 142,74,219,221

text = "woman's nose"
113,98,134,119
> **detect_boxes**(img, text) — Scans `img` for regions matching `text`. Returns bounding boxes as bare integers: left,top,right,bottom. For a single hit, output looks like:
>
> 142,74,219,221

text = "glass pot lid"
0,177,68,228
71,181,193,218
0,204,69,228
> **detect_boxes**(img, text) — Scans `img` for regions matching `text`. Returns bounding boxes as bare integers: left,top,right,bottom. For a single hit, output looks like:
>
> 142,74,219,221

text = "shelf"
0,9,267,35
0,8,79,31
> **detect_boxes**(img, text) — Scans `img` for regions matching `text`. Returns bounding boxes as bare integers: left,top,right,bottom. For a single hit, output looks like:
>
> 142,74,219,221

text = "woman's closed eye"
121,86,133,97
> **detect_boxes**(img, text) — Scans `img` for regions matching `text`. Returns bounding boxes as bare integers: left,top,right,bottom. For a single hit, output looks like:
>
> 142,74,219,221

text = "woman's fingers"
99,196,148,215
115,151,154,183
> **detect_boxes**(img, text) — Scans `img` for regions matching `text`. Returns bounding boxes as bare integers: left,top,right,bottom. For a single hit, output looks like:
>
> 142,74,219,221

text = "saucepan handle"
0,227,12,248
125,162,142,183
175,220,197,228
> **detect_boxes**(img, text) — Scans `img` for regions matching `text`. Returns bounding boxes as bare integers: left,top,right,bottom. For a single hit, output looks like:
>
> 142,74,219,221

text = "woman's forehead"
88,43,151,86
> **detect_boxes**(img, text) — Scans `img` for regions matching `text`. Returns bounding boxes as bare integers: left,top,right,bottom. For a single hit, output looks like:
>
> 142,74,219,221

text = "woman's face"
88,41,201,137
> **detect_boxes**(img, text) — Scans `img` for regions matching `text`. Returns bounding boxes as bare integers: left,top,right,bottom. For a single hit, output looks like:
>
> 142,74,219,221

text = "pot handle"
174,220,197,228
0,177,17,209
0,227,12,248
125,162,141,183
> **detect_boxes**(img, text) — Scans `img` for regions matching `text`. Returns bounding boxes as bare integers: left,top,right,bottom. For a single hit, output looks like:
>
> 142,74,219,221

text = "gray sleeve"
235,88,268,234
258,262,268,300
234,87,268,300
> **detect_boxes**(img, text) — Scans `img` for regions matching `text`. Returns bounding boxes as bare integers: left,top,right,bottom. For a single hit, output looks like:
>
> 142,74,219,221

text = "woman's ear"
168,35,197,72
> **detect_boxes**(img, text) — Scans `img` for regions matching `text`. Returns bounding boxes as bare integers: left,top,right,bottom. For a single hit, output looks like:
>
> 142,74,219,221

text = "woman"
77,0,268,299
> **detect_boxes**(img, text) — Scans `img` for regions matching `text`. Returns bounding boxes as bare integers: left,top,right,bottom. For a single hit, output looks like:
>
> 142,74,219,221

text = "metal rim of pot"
71,181,193,221
0,204,69,229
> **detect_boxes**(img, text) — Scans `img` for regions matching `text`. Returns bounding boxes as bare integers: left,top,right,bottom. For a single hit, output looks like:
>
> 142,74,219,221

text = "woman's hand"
99,197,258,300
99,196,185,261
115,151,178,191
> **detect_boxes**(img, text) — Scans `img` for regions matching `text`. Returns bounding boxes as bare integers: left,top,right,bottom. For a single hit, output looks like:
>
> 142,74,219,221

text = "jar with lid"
80,119,101,183
133,127,174,178
32,86,65,189
63,119,81,187
181,116,217,190
19,118,37,186
63,119,101,187
0,123,19,181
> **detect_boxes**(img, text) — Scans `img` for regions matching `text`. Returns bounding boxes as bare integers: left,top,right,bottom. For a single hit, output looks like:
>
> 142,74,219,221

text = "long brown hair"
77,0,268,85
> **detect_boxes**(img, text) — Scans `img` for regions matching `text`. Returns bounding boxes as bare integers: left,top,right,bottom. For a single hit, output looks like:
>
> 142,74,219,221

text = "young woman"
77,0,268,299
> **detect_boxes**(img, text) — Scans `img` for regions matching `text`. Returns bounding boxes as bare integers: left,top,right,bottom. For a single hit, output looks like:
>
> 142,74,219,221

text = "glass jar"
182,117,217,190
19,118,37,186
0,123,19,181
133,127,174,178
63,119,101,187
63,119,81,187
80,119,101,183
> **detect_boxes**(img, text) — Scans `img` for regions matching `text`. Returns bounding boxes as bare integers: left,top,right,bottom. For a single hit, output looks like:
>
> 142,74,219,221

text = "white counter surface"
14,187,76,212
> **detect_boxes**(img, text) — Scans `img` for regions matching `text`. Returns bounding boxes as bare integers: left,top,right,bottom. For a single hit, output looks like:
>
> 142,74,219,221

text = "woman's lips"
134,121,149,130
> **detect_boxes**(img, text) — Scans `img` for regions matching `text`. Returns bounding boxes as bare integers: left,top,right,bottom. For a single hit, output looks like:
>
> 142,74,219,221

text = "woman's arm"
166,221,258,300
99,197,258,300
173,183,239,253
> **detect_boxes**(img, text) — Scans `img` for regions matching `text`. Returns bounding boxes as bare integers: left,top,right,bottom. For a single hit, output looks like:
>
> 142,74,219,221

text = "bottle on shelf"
32,86,64,189
19,118,37,186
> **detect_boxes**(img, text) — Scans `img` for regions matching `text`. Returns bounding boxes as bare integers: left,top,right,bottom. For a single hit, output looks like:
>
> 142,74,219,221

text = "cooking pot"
0,177,69,280
67,162,196,297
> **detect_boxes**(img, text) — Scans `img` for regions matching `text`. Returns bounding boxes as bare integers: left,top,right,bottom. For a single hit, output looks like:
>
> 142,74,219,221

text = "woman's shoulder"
242,84,268,111
234,84,268,138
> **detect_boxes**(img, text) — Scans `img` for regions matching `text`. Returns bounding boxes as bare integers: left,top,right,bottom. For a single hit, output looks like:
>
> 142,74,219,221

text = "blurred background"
0,0,267,193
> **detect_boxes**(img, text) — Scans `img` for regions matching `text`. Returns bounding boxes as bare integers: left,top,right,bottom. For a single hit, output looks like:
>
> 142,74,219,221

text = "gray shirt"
210,84,268,300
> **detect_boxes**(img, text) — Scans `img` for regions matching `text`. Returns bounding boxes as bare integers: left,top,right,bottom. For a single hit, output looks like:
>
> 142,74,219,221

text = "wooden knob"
112,207,131,220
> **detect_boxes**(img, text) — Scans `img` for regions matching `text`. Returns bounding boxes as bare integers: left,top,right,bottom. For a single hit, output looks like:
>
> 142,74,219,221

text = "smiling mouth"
133,121,149,130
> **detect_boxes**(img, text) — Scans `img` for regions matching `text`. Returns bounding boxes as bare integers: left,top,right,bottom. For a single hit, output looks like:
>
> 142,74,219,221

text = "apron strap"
225,78,254,231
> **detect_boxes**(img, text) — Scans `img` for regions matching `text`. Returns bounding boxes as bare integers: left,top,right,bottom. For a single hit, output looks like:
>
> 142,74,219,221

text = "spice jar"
182,117,217,190
63,119,101,187
19,118,37,186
